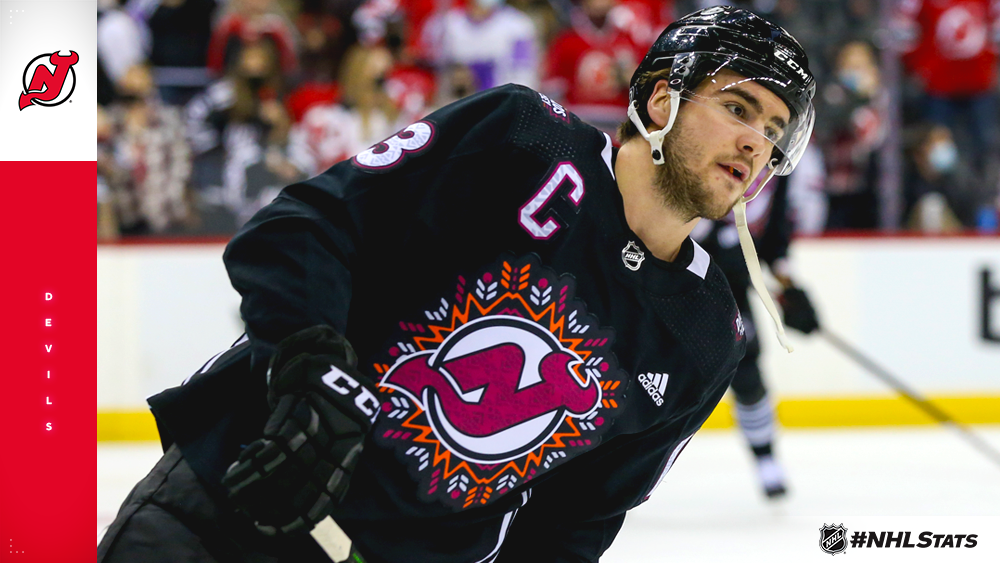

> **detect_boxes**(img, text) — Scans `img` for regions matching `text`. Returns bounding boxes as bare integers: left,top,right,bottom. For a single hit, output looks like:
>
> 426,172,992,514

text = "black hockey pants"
97,444,331,563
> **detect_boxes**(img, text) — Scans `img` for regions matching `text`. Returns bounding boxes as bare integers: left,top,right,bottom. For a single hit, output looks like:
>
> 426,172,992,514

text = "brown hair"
616,68,673,144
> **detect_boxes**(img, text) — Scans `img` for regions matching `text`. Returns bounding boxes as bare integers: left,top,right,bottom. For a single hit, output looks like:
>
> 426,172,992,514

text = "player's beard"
654,116,742,222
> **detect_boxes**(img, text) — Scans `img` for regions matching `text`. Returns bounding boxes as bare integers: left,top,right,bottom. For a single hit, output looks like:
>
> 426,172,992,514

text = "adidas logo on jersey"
637,372,669,406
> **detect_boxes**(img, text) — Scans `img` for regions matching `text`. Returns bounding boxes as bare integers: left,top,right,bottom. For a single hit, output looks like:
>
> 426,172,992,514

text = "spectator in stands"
206,0,298,79
543,0,642,129
422,0,540,95
905,123,977,230
285,11,345,124
286,101,368,177
288,46,396,177
372,6,438,125
130,0,219,105
339,39,400,144
187,39,304,231
289,0,438,177
820,40,885,230
611,0,676,48
104,64,192,235
435,63,479,106
97,105,120,239
893,0,1000,225
97,0,147,97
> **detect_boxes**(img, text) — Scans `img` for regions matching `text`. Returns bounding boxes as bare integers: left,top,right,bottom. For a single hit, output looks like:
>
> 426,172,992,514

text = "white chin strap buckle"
627,90,680,165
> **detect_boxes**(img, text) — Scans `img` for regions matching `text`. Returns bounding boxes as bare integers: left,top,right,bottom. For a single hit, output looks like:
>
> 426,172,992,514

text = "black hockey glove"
778,286,819,334
222,326,381,536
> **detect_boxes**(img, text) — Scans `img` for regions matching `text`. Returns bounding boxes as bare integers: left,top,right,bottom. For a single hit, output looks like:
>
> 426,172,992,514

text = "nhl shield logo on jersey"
621,241,645,271
819,523,848,555
372,255,626,510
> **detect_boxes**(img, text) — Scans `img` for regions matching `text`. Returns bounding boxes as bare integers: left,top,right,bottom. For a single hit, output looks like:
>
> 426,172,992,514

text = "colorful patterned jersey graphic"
373,255,626,510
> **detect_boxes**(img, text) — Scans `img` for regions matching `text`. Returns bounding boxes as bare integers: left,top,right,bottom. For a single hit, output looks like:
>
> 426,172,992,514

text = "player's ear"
646,79,674,131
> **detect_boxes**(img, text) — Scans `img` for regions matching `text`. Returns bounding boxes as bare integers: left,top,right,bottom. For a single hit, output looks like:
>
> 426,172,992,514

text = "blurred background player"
692,150,825,499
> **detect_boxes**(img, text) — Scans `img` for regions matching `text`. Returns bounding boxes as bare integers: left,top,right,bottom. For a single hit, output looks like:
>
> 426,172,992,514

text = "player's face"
655,70,791,221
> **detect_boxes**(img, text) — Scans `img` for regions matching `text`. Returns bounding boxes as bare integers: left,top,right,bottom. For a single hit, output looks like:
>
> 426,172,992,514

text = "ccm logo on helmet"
321,365,381,423
773,48,810,83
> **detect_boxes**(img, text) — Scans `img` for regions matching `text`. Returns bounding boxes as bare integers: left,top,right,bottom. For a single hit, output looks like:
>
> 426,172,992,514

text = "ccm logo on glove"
321,365,380,423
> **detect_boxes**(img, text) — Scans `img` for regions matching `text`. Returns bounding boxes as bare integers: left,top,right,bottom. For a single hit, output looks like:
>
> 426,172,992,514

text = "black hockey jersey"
149,85,745,562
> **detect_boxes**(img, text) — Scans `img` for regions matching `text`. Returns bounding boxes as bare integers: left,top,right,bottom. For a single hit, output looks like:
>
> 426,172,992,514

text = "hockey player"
691,166,821,499
98,6,815,562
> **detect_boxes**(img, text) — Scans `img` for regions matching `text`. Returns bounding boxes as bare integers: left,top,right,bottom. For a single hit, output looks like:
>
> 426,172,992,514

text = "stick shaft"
310,516,364,563
820,329,1000,469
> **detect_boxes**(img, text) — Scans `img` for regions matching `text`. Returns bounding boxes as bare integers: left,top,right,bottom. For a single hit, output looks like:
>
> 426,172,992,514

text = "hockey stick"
311,516,367,563
819,328,1000,470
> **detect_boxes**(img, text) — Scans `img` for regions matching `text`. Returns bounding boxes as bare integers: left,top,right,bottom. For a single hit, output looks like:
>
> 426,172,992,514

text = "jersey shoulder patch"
535,91,571,123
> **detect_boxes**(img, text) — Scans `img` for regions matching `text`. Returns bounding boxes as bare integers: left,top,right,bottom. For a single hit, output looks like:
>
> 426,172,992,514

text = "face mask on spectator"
386,31,403,51
928,140,958,174
837,70,863,93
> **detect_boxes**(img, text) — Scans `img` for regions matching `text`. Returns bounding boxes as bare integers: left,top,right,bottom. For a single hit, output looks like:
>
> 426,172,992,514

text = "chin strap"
627,90,680,165
733,199,793,353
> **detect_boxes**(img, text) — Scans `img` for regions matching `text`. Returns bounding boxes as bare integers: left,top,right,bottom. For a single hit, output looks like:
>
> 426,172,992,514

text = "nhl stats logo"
820,523,848,555
18,51,79,110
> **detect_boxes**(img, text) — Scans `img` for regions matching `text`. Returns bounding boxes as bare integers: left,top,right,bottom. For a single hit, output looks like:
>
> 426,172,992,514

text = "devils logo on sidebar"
19,51,79,110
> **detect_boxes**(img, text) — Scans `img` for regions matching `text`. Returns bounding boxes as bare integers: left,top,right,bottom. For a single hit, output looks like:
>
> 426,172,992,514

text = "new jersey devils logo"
19,51,79,110
370,255,627,510
382,316,601,463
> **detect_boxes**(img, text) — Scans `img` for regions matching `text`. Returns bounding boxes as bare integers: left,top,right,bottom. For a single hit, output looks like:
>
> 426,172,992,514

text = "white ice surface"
98,426,1000,560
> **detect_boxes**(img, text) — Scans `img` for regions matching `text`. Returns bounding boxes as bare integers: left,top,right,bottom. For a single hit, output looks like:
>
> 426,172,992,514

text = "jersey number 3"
354,122,434,170
519,162,584,240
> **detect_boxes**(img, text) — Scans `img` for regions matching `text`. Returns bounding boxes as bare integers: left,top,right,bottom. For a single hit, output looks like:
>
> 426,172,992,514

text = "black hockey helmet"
626,5,816,178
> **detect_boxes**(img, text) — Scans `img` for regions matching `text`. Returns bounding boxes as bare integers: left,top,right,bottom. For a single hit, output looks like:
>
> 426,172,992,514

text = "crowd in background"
96,0,1000,239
